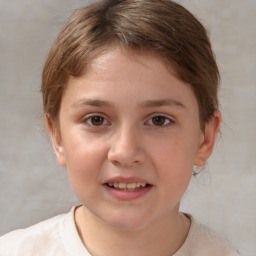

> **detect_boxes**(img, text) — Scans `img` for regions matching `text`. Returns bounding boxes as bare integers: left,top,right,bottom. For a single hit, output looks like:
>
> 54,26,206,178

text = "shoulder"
174,214,240,256
0,210,69,256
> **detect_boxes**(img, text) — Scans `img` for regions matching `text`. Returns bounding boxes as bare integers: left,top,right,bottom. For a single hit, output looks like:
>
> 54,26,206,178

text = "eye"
85,115,109,126
146,115,173,127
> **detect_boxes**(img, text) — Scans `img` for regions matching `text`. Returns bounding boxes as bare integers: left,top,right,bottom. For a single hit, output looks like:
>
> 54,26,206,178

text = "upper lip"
103,176,152,185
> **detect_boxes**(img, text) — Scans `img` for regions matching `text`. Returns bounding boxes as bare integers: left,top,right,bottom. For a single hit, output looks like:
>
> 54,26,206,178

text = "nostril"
110,159,122,167
109,159,133,168
108,147,146,167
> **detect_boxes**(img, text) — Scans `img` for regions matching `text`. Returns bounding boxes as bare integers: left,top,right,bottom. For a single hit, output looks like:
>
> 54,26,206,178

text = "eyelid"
82,113,111,126
145,113,174,127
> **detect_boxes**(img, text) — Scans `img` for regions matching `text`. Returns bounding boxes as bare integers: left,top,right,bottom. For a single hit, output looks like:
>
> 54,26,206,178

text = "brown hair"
41,0,219,130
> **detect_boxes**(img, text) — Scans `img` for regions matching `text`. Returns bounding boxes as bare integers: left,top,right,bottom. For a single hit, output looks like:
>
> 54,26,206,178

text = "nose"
108,125,146,167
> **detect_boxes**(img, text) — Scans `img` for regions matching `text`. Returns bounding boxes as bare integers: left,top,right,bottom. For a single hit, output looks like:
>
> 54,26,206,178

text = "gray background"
0,0,255,255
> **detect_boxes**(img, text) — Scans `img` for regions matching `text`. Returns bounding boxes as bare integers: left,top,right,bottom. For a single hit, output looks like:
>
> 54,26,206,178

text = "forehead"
61,46,198,113
74,46,180,89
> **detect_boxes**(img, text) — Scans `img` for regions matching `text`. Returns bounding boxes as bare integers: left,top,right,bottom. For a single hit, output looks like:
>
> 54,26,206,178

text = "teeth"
127,183,136,190
119,183,126,189
107,182,147,190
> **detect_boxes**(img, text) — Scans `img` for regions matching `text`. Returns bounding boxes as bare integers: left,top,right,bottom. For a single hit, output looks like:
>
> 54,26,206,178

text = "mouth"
103,178,153,200
105,182,151,191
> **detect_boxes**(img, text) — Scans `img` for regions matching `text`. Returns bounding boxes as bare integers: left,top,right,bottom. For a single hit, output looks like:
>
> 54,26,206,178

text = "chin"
107,219,149,232
99,209,155,232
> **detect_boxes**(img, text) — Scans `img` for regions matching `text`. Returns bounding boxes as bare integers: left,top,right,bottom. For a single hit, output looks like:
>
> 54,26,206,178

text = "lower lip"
103,185,152,201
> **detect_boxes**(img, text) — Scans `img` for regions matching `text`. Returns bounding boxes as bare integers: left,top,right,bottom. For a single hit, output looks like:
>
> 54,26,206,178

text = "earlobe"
46,115,66,167
194,110,222,166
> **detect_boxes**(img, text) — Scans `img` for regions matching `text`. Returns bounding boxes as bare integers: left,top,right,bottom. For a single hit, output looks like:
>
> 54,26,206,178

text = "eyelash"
145,115,173,127
83,114,110,127
82,114,174,128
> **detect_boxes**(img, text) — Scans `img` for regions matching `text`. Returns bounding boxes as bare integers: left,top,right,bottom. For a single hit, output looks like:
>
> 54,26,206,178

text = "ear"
46,115,66,167
194,110,221,166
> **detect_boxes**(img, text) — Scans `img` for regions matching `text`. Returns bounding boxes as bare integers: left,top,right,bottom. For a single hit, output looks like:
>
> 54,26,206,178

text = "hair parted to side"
41,0,220,130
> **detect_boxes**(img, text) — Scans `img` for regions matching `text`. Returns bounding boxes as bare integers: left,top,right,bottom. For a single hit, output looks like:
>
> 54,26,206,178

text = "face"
50,47,218,231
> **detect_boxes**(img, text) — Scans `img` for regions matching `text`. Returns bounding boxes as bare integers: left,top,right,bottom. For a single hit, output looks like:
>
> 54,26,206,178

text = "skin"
48,47,221,256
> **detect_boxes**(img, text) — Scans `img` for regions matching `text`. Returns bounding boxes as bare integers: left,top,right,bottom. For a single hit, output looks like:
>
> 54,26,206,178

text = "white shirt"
0,206,240,256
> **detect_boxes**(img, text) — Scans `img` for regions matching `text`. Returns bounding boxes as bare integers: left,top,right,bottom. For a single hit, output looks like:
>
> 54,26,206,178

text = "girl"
0,0,240,255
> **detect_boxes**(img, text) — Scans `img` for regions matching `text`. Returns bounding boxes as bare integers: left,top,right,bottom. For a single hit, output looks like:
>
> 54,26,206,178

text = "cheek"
153,136,197,171
62,135,108,192
151,135,196,189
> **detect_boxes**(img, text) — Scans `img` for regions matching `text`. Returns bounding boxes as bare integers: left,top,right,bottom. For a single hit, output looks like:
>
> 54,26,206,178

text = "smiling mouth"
105,182,151,191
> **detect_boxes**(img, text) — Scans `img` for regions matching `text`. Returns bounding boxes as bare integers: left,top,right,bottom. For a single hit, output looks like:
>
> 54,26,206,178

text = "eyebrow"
71,99,113,108
139,99,185,108
71,98,185,109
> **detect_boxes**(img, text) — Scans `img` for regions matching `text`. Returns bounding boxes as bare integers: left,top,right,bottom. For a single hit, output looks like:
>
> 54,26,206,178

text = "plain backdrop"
0,0,255,255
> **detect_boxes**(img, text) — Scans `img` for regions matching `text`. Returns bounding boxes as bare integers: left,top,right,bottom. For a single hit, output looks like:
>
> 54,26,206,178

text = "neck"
75,205,190,256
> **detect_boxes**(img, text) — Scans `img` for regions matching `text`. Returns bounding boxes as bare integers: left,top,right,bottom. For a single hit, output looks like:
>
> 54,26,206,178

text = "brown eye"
147,115,172,127
152,116,166,126
89,116,105,126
